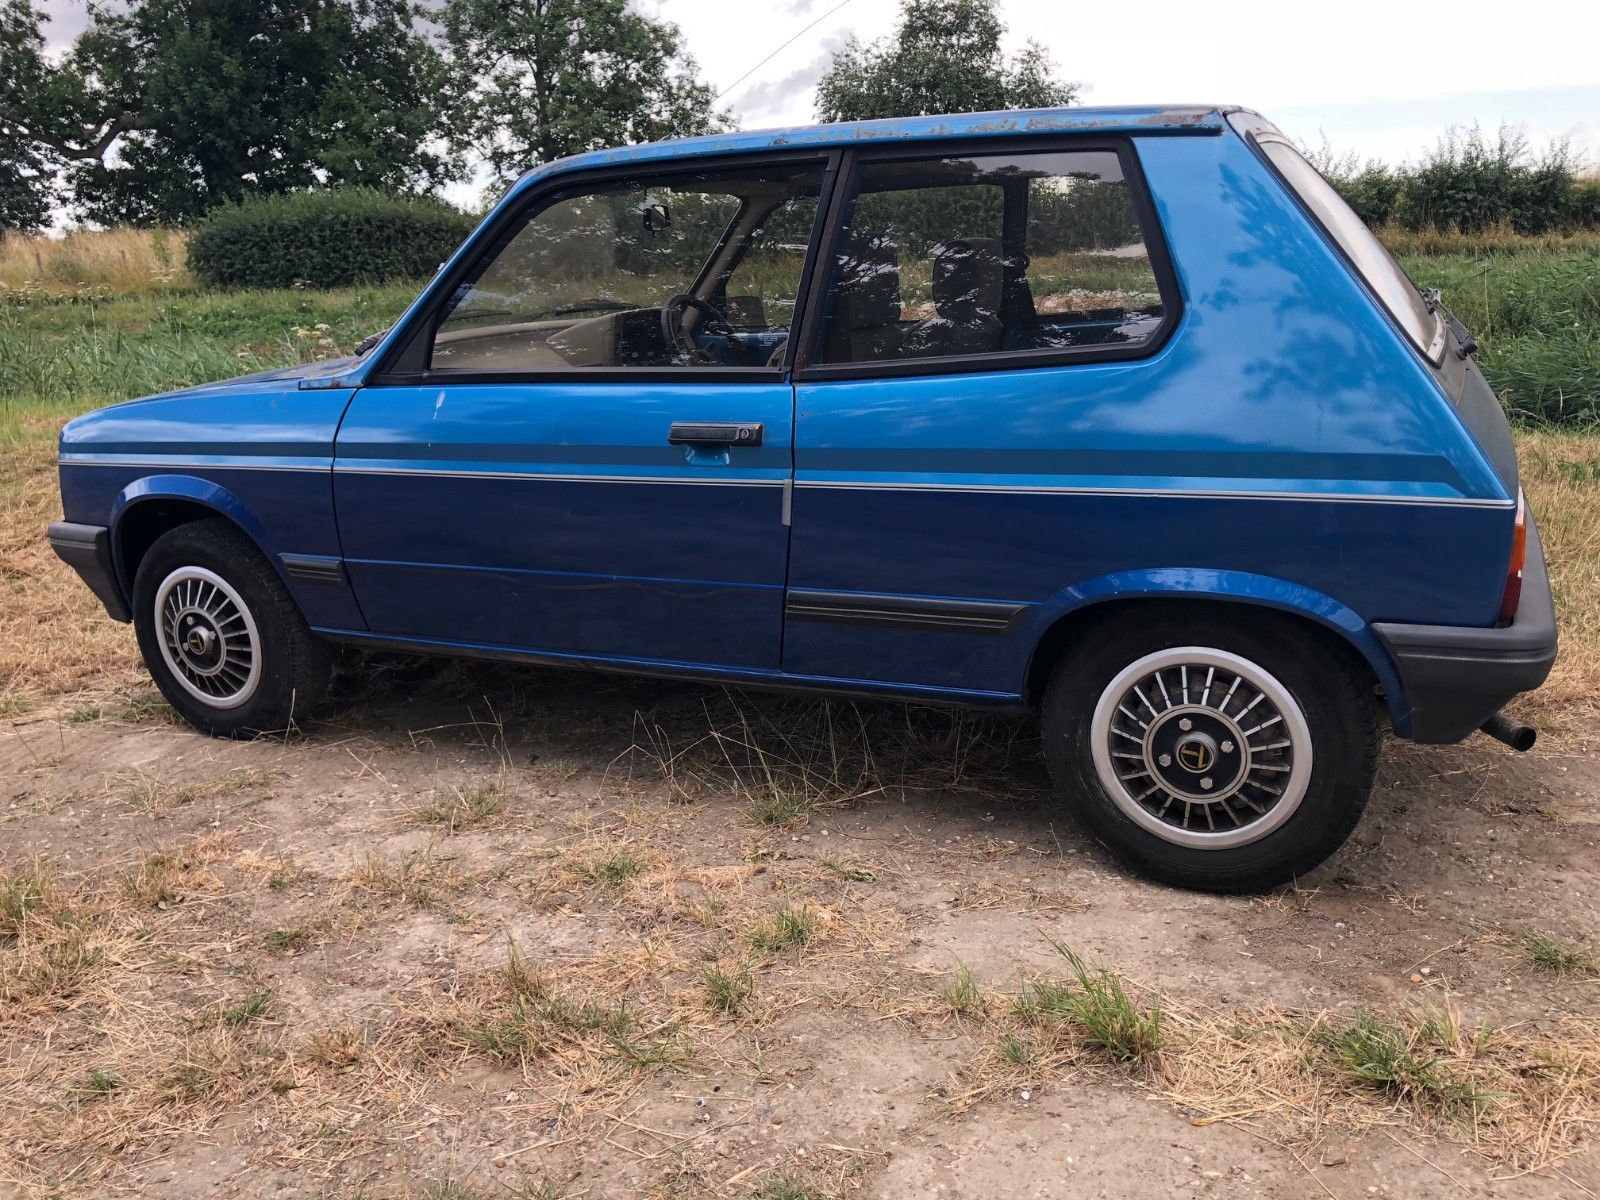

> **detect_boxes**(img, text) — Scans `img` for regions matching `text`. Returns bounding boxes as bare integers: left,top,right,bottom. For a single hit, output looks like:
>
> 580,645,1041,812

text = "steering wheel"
661,293,734,362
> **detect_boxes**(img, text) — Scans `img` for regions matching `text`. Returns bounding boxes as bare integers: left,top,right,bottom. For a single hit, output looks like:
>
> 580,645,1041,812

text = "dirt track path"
3,661,1597,1199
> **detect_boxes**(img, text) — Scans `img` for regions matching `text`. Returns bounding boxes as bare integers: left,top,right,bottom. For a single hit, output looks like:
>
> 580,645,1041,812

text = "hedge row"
1321,128,1600,236
187,188,477,289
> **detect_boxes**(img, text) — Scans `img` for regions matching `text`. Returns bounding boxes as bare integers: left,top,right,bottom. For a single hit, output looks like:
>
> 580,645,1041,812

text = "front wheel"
132,519,332,737
1042,613,1377,892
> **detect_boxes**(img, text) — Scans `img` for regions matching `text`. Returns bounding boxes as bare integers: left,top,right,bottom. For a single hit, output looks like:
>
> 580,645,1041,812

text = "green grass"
218,990,274,1027
414,782,505,832
460,992,635,1062
67,1067,123,1106
0,285,415,433
935,960,986,1015
699,961,754,1014
0,859,55,935
264,926,313,952
1316,1010,1493,1117
565,846,645,891
755,1177,829,1200
1015,941,1164,1065
1,253,1593,440
1519,930,1598,976
746,903,822,952
1401,250,1599,425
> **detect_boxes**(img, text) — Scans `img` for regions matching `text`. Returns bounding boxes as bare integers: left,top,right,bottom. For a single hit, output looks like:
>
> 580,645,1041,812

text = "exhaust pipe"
1480,712,1536,752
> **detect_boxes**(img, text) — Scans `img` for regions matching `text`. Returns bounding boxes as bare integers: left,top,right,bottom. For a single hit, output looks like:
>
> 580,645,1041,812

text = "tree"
9,0,456,226
0,0,56,231
815,0,1076,123
441,0,730,186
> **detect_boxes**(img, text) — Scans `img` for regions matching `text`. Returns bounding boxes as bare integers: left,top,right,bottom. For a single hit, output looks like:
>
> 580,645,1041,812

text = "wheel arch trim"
1022,568,1410,735
108,475,275,599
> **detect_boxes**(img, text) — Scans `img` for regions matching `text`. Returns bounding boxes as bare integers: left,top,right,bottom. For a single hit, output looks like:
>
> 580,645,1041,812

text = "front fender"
1036,567,1411,735
108,475,274,592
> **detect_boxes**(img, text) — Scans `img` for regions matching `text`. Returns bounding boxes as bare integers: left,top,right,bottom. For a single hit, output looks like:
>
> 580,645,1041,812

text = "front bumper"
1373,518,1558,744
47,521,131,623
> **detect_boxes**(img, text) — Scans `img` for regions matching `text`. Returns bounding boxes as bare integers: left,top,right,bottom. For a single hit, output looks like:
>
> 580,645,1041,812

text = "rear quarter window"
1253,136,1445,363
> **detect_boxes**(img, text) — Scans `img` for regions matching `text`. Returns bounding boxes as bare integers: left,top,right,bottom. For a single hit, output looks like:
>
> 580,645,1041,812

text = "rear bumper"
1373,518,1557,743
47,521,130,623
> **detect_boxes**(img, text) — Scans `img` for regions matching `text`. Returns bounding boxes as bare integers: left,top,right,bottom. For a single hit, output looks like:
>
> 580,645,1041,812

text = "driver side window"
430,164,824,372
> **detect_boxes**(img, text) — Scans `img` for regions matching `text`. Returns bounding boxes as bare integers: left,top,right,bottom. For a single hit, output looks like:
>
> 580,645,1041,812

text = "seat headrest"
933,237,1002,325
834,237,901,330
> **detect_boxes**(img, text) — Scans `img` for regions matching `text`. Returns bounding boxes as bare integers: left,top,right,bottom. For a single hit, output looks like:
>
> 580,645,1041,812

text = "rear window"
1255,136,1443,362
812,148,1170,367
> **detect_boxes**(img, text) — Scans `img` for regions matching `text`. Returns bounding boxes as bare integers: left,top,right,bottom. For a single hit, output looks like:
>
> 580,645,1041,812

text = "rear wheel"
132,519,331,737
1042,612,1377,892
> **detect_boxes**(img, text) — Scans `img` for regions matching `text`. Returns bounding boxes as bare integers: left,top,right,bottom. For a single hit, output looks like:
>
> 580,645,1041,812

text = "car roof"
507,105,1234,198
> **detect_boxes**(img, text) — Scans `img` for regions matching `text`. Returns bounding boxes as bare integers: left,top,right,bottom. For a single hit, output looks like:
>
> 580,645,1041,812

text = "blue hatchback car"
49,106,1557,891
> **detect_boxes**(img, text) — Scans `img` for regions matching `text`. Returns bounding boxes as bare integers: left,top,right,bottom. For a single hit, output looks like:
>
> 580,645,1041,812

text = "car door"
786,141,1180,695
334,155,832,671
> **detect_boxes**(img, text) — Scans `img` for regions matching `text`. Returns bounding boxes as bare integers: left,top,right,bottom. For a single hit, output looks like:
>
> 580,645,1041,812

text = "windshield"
1255,136,1444,363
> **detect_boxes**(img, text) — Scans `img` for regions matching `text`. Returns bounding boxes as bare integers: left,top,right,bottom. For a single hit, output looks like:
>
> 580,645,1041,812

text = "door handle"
669,422,763,447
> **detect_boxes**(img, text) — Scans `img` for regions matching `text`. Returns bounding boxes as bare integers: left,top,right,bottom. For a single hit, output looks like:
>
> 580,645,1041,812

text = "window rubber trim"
791,134,1184,382
1237,121,1447,368
367,148,842,387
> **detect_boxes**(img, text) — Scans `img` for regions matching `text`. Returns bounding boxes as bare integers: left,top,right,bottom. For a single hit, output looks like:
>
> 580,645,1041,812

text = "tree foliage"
0,0,57,231
69,0,454,225
815,0,1076,123
441,0,730,187
5,0,453,226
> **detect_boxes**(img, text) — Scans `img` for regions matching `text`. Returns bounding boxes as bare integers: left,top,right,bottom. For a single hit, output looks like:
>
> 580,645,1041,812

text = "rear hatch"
1430,325,1519,494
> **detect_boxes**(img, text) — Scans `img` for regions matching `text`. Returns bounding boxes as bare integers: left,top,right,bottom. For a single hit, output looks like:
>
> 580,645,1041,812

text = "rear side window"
813,149,1169,366
1255,137,1444,362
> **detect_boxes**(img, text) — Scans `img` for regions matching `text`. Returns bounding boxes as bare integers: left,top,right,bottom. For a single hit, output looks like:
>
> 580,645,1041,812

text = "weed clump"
1015,941,1163,1065
1316,1010,1493,1118
1520,930,1597,976
746,904,822,952
414,781,505,831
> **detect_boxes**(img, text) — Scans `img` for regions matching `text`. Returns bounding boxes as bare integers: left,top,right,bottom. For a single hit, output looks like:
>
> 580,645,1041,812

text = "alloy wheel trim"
153,565,263,711
1088,646,1313,850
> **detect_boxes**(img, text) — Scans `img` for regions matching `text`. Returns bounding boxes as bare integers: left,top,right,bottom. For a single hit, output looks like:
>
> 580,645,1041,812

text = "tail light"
1497,490,1527,625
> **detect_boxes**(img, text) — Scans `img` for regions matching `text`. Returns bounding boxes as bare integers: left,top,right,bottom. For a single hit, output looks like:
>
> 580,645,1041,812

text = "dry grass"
628,691,1041,818
0,433,143,712
0,739,1596,1191
0,227,191,296
1514,430,1600,731
347,842,457,907
121,765,275,813
954,965,1600,1172
119,832,235,908
413,779,507,831
1378,223,1600,257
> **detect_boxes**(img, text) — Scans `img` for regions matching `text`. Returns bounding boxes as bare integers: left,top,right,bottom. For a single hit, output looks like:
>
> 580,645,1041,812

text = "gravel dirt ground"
3,654,1597,1200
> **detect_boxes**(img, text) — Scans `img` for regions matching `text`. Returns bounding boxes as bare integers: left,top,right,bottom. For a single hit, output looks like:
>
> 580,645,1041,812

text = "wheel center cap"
1147,707,1248,799
186,626,215,656
1174,730,1218,774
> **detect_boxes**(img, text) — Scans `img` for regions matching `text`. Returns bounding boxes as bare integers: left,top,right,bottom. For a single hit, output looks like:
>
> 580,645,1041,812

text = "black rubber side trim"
1373,518,1558,743
281,553,347,587
785,589,1027,635
47,520,131,622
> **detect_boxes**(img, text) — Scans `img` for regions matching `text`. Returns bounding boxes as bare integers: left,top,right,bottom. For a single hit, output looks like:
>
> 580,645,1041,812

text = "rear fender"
1038,567,1410,734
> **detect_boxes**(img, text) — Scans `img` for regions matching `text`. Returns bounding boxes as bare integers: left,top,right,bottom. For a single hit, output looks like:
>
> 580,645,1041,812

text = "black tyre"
1041,610,1377,892
131,519,332,737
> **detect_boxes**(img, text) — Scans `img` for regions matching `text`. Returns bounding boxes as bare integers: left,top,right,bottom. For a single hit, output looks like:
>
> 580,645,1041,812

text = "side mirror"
724,295,766,328
641,197,672,232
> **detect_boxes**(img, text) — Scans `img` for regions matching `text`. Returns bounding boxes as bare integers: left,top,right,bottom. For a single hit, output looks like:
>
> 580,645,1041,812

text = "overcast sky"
39,0,1600,173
